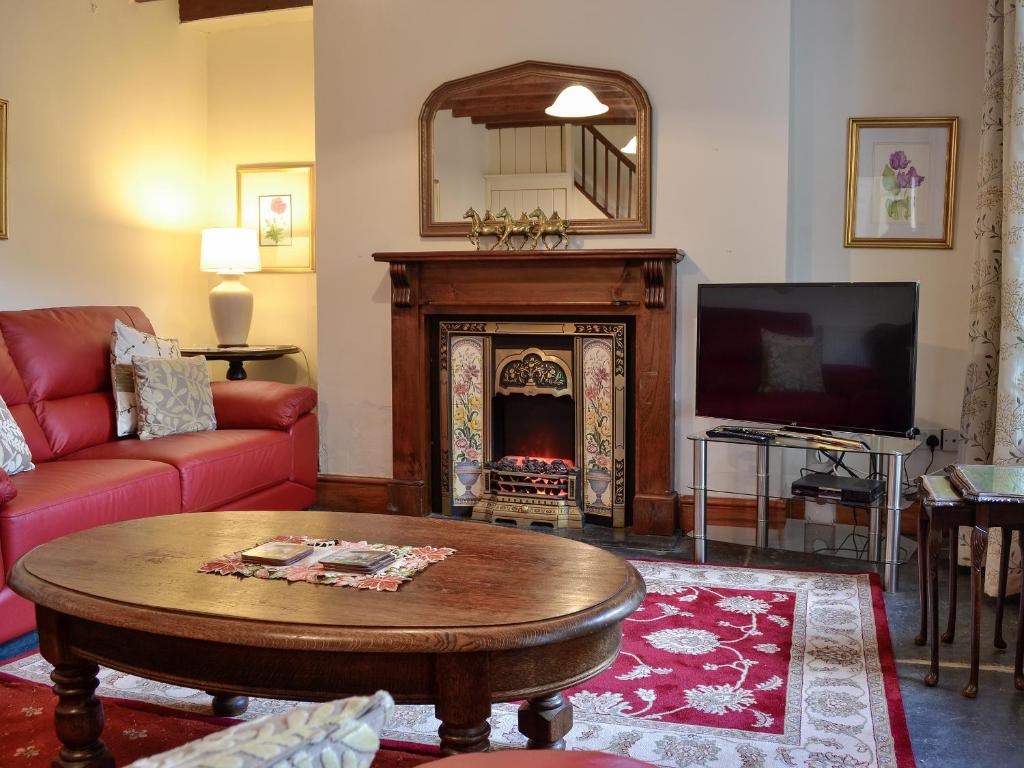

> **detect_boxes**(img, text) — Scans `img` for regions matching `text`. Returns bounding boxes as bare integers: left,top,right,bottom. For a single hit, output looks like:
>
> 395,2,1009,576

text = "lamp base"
210,274,254,347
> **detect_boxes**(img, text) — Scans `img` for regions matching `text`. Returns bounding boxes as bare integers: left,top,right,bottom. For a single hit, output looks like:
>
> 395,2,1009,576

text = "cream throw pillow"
132,356,216,441
125,692,394,768
0,394,34,475
111,319,180,437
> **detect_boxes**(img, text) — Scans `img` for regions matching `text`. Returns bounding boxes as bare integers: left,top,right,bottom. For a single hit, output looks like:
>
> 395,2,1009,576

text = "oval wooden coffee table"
9,511,645,767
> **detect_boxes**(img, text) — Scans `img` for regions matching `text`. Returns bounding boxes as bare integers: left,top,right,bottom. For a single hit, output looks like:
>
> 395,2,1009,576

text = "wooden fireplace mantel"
372,247,683,535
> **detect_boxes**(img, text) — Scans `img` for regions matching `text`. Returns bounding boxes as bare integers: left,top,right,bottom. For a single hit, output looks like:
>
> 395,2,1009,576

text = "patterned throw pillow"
125,691,394,768
759,329,826,393
111,319,180,437
0,394,34,475
132,356,216,441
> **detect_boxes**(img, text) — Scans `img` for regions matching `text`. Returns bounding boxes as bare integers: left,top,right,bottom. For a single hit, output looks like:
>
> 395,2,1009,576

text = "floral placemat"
198,535,455,592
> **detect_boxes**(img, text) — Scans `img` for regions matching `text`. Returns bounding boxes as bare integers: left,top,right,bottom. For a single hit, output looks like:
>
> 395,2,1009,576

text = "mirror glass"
420,62,650,235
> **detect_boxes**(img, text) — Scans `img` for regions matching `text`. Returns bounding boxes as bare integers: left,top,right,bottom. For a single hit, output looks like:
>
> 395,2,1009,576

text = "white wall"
789,0,985,464
313,0,793,477
204,9,317,386
0,0,210,341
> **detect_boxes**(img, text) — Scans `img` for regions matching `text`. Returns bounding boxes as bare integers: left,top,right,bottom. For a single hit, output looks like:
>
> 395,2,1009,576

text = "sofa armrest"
0,468,16,506
211,381,317,430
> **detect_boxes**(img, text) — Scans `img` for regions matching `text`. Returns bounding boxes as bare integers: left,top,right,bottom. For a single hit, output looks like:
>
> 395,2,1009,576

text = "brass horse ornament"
464,207,571,251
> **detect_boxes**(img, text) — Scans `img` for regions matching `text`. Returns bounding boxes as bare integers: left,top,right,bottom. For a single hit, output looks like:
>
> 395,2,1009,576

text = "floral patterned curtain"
959,0,1024,596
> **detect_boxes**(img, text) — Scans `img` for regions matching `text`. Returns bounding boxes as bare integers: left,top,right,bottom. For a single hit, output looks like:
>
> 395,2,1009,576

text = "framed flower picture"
844,117,958,248
236,162,315,271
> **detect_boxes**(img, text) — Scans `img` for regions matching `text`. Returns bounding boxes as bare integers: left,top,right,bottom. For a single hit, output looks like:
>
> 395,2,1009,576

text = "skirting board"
316,474,424,516
316,476,919,535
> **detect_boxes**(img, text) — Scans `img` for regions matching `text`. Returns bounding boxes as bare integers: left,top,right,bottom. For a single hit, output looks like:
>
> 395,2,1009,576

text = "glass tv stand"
688,428,921,593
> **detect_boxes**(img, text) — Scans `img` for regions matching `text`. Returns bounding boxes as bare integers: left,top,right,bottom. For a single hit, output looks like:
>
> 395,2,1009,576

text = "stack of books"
319,549,396,574
240,542,314,566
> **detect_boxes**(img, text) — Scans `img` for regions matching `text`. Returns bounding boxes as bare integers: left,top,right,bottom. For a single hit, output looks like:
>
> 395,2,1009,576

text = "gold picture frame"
236,162,315,272
0,99,7,240
844,116,958,248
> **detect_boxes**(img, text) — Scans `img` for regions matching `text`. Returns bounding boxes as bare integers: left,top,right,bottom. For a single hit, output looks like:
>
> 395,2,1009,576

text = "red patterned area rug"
0,561,914,768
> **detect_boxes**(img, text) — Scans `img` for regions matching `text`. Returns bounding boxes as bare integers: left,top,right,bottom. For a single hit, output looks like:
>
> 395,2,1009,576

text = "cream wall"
203,9,317,386
0,0,210,340
789,0,985,472
313,0,793,477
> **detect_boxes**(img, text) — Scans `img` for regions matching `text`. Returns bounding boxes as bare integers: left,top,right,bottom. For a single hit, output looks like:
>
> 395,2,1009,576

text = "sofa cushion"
133,356,216,441
0,459,181,567
0,306,153,402
67,430,293,512
111,319,181,437
0,395,34,475
34,392,118,458
126,692,394,768
0,306,154,459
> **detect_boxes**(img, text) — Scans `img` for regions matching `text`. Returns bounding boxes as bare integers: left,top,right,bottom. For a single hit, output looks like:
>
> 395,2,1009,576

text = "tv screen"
695,282,919,437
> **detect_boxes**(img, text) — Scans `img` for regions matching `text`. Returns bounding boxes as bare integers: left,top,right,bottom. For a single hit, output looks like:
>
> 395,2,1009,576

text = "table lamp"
200,227,261,347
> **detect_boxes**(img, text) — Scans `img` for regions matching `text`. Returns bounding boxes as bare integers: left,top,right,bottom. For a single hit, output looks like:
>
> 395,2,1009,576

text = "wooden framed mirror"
419,60,652,237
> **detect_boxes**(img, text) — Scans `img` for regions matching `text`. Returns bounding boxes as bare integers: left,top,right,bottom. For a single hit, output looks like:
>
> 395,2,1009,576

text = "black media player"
791,472,885,505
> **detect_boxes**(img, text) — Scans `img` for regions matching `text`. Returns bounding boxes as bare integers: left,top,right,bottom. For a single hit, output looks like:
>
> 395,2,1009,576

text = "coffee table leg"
206,691,250,716
434,654,491,754
518,692,573,750
50,662,113,768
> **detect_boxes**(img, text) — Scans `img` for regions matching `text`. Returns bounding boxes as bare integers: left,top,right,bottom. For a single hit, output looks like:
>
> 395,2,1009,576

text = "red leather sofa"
0,306,318,643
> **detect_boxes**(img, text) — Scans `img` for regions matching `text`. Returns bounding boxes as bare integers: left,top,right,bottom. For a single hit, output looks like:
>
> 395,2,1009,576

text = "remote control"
706,426,777,443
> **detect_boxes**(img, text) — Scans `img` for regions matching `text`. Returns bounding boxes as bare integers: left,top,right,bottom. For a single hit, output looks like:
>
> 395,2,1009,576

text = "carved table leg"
518,692,573,750
1016,560,1024,691
50,662,113,768
914,508,929,646
964,522,988,698
994,527,1011,650
434,654,491,755
206,691,249,716
941,529,958,644
925,520,942,686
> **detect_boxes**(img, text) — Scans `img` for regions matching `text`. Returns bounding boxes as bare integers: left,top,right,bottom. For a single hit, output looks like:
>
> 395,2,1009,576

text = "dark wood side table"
945,464,1024,697
916,474,974,687
180,344,301,381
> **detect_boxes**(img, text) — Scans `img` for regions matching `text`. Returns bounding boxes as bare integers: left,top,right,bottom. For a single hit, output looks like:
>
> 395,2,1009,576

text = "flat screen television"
695,282,919,437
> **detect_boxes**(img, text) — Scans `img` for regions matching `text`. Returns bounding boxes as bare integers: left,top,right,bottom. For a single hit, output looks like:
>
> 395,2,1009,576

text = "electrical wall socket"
940,428,962,452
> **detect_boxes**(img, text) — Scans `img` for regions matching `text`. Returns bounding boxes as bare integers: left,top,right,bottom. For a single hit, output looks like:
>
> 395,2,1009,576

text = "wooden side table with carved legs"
966,503,1024,696
915,475,975,687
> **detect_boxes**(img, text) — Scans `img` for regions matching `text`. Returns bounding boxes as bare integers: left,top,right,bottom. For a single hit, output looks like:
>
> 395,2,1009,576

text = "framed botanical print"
844,117,958,248
1,98,7,240
236,162,315,272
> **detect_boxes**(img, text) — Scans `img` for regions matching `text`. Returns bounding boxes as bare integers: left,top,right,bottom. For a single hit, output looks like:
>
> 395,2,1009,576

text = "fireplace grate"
484,456,580,503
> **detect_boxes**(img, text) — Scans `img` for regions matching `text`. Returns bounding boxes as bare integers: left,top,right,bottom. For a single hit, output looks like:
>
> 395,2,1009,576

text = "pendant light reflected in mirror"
620,136,638,154
545,85,610,118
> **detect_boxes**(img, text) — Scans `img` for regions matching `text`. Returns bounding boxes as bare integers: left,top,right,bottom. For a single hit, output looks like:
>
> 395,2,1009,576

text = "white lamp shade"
200,228,260,274
544,85,609,118
621,136,638,154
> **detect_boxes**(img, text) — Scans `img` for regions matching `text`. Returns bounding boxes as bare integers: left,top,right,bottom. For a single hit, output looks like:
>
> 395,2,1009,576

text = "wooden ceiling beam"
475,114,638,128
175,0,311,23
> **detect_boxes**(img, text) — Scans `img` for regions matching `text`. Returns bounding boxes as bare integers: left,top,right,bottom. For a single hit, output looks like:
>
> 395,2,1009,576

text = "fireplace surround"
373,248,681,535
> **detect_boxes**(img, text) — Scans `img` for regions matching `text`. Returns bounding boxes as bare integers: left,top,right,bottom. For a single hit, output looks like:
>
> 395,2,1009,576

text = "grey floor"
469,517,1024,768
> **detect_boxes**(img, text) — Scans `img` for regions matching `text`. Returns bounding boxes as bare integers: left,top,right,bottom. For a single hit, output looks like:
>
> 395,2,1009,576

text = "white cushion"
125,692,393,768
0,394,33,475
110,319,180,437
